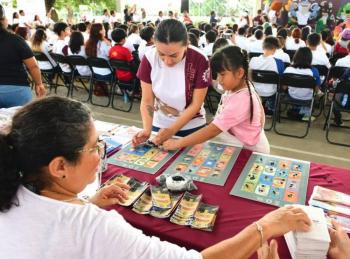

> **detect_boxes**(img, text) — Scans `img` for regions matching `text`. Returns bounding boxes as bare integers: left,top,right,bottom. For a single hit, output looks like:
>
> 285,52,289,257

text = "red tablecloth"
102,149,350,258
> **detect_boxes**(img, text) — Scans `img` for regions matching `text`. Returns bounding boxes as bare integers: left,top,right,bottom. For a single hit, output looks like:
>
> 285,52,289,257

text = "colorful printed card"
107,142,177,174
230,152,310,207
191,203,219,231
150,193,183,218
170,192,202,226
162,142,241,186
132,189,153,214
150,186,172,209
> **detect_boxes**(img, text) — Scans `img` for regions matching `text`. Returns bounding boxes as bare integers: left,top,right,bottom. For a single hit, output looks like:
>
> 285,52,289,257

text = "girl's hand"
132,129,151,147
162,139,182,151
328,220,350,259
152,128,175,145
89,182,130,208
257,206,311,239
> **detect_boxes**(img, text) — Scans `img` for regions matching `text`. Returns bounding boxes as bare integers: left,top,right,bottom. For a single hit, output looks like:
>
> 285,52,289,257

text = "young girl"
284,47,321,120
163,45,270,154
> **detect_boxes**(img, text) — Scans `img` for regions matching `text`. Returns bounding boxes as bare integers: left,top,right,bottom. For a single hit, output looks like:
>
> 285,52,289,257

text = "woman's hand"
89,182,130,208
162,139,182,151
257,206,311,239
35,83,46,97
328,220,350,259
152,128,175,145
132,129,151,147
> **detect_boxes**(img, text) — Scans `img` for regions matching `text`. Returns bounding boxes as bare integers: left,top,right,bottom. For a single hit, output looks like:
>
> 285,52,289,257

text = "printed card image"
242,181,256,192
196,167,212,177
288,171,302,181
259,174,274,185
284,190,298,203
162,142,241,186
286,180,300,191
250,164,264,174
272,177,287,188
255,184,270,196
175,163,188,173
269,187,284,200
278,160,290,169
276,169,289,178
263,166,277,176
108,141,177,174
231,153,309,207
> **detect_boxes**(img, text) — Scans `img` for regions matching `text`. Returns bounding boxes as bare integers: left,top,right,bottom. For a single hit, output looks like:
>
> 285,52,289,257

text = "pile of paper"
309,185,350,232
284,205,330,259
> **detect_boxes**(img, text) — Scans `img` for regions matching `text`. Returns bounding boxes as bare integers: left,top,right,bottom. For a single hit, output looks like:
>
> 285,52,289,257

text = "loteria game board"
230,152,310,207
107,142,177,174
161,142,241,186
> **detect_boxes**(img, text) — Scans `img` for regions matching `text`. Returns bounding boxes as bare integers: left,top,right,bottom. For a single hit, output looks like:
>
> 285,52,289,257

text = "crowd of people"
1,3,350,258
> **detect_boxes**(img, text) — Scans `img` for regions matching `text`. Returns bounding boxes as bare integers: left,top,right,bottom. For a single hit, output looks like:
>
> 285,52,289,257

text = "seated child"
284,47,321,121
333,41,350,126
109,28,134,82
138,26,155,61
249,36,284,115
163,46,270,154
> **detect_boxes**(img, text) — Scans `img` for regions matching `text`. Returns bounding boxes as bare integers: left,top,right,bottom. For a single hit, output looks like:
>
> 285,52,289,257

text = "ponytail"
211,45,255,124
0,134,21,212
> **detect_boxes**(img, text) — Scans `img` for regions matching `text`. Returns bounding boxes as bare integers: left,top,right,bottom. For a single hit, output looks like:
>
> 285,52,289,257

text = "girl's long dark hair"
86,23,103,57
292,47,312,69
69,31,84,54
211,45,254,123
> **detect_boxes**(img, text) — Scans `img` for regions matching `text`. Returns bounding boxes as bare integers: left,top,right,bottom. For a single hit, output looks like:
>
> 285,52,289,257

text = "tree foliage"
44,0,116,14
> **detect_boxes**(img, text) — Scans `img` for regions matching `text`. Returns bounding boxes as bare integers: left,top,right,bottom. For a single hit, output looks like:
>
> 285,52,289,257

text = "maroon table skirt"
102,149,350,258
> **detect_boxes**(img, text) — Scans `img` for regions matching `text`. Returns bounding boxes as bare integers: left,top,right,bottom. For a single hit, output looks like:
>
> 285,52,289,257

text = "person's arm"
152,87,208,145
22,57,46,97
132,81,154,146
162,123,221,150
140,81,154,132
201,206,311,259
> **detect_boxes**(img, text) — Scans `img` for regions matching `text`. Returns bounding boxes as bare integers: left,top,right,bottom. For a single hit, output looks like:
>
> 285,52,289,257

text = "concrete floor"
51,86,350,169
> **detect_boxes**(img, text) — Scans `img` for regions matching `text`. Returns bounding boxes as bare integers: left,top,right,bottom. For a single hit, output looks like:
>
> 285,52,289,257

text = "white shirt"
102,15,110,23
82,32,90,43
140,47,208,130
138,43,154,61
18,15,29,27
92,40,111,76
249,55,281,97
235,35,249,52
335,55,350,67
285,66,314,100
296,10,310,26
248,39,263,53
316,44,332,55
311,49,331,68
36,41,57,70
124,33,143,52
285,38,306,50
68,46,91,76
53,39,71,73
199,34,207,49
274,49,290,64
0,186,202,259
203,42,214,57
